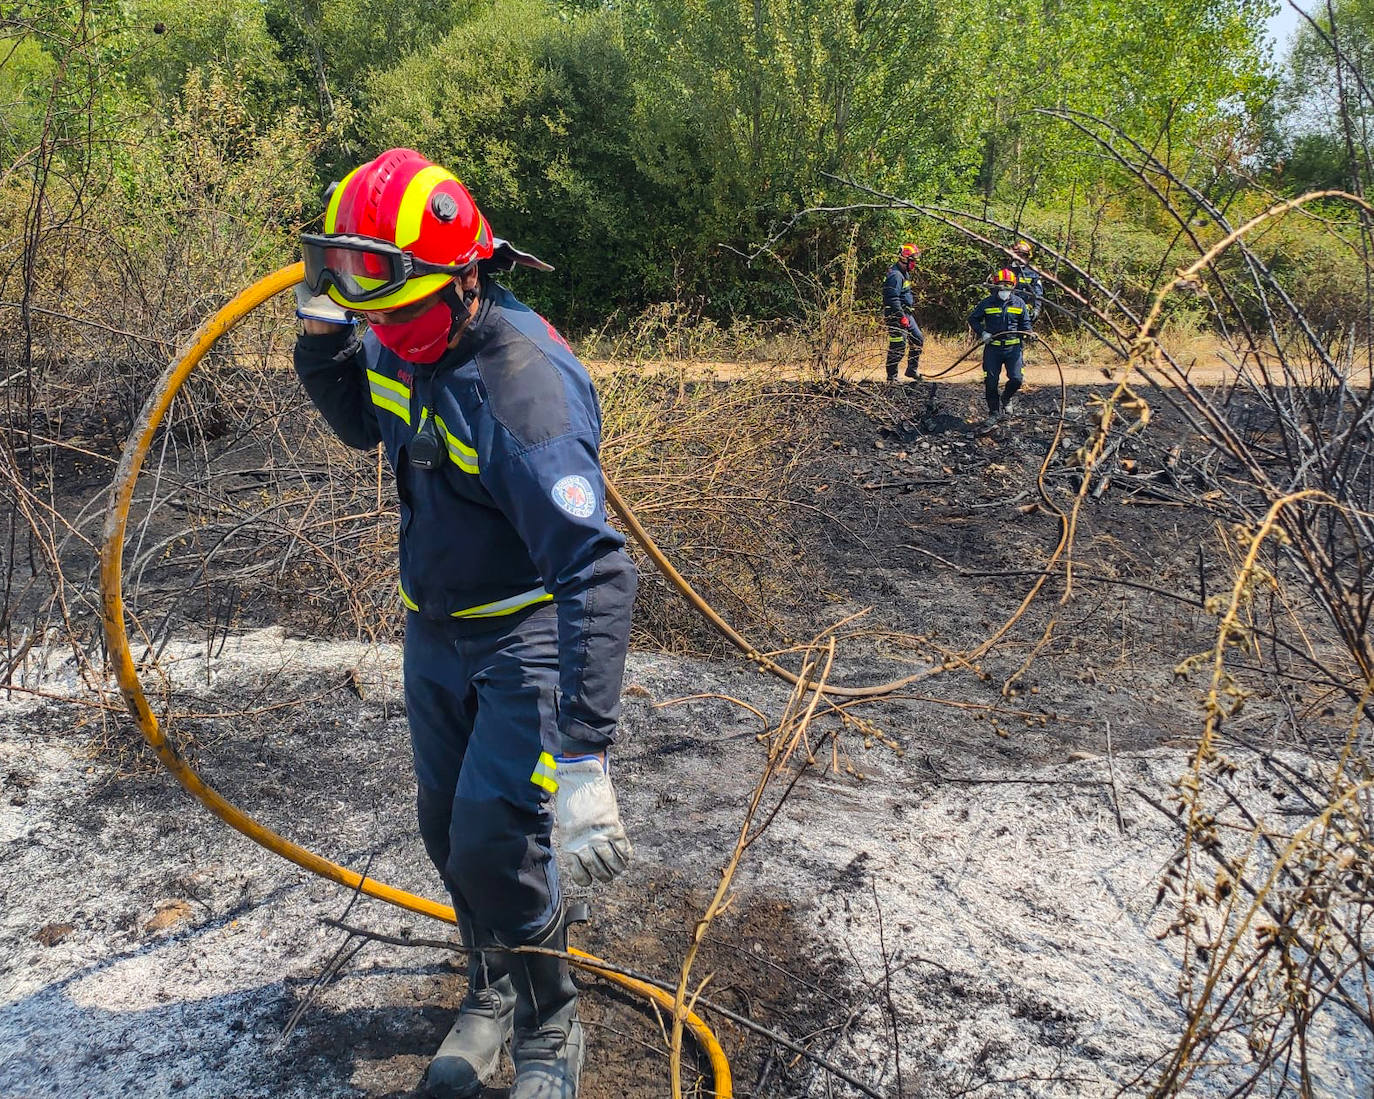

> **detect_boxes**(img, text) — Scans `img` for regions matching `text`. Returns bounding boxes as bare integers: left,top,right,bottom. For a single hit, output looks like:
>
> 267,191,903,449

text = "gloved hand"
980,331,992,344
899,315,911,328
554,754,632,886
294,283,352,326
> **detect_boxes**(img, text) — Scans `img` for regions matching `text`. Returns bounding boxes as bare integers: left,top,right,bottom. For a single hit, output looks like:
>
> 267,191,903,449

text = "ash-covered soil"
2,376,1370,1097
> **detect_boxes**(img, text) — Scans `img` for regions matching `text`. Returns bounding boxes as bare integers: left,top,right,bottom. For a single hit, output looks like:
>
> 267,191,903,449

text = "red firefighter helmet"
898,243,921,265
314,148,494,311
992,267,1018,286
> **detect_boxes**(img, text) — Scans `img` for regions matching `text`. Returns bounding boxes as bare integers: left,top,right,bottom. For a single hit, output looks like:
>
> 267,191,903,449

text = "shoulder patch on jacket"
475,321,572,448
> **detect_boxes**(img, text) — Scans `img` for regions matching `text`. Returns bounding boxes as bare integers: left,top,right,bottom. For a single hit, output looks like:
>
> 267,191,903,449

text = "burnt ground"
2,373,1371,1098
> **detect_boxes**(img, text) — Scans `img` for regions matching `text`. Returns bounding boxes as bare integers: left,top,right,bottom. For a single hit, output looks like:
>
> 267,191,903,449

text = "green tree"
957,0,1276,202
363,0,703,323
115,0,291,113
1275,0,1374,193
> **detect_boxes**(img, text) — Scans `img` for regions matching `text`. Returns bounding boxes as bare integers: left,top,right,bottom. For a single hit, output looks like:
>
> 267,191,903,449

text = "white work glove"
293,283,352,326
980,331,992,344
554,754,632,886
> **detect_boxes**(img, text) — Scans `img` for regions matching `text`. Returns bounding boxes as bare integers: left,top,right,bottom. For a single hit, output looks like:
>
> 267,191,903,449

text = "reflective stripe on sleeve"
531,751,559,793
368,370,411,423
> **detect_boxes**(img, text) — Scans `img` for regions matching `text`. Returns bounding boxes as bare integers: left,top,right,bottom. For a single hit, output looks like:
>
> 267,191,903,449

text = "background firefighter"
881,242,925,382
968,267,1033,426
1009,239,1045,322
291,148,636,1099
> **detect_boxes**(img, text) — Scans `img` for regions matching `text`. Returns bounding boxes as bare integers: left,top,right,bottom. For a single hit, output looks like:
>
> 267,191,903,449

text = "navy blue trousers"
885,317,924,377
404,606,562,944
982,343,1024,412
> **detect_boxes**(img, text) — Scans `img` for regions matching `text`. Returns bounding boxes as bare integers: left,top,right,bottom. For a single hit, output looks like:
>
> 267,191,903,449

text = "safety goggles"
301,233,473,304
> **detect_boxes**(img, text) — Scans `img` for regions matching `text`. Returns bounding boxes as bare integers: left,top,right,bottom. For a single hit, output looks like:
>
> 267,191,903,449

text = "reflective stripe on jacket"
1011,262,1044,315
968,293,1033,341
882,263,915,321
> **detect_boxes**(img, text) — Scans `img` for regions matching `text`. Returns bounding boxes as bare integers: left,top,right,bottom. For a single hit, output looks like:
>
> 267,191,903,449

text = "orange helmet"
898,243,921,264
992,268,1017,286
305,148,494,311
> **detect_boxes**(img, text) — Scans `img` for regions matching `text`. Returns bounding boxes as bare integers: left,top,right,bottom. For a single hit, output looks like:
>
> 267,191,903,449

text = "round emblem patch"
551,474,596,518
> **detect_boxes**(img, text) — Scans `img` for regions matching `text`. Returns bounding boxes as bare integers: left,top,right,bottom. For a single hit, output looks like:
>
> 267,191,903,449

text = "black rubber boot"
508,910,583,1099
424,915,517,1098
904,353,921,380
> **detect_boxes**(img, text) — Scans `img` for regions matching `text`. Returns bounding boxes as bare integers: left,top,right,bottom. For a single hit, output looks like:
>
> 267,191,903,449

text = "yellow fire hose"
98,263,733,1095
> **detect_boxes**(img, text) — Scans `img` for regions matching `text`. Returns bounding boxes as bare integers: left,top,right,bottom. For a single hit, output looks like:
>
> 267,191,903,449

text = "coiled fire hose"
98,263,734,1094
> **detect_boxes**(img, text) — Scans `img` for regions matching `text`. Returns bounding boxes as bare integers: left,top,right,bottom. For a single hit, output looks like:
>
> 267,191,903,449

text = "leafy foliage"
0,0,1360,331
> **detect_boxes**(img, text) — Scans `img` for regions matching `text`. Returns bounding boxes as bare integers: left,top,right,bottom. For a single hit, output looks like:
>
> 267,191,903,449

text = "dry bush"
1,29,321,682
48,66,317,428
598,364,824,654
580,299,810,368
579,229,884,383
94,351,831,664
1006,141,1374,1098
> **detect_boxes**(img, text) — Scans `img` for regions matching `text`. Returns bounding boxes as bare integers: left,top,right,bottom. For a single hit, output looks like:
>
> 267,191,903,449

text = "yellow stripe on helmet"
395,165,459,249
322,166,362,235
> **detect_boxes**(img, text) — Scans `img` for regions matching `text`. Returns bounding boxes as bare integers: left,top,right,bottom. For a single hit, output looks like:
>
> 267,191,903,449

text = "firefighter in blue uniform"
1009,239,1044,322
882,243,924,382
292,148,635,1099
968,268,1033,426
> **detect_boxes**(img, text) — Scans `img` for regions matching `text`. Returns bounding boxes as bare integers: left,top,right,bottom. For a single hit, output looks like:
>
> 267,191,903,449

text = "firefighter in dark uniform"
968,267,1033,426
1010,239,1044,322
292,148,636,1099
882,242,924,382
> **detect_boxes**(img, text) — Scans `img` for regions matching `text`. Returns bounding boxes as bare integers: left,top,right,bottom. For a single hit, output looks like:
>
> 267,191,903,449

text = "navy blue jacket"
881,263,915,322
293,278,637,753
968,292,1033,341
1010,261,1044,319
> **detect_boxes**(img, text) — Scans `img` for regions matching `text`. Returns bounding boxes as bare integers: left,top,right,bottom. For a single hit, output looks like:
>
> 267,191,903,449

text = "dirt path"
589,337,1338,388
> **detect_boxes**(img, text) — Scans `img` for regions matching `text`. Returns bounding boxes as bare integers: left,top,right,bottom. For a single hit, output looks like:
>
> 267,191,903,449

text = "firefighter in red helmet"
968,268,1033,427
294,148,635,1098
1009,239,1045,322
881,243,925,383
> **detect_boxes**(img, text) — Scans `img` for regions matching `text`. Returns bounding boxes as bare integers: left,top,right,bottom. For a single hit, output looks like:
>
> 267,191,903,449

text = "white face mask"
997,289,1012,301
